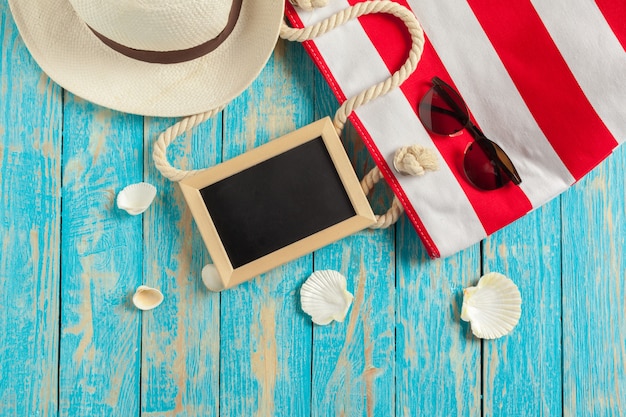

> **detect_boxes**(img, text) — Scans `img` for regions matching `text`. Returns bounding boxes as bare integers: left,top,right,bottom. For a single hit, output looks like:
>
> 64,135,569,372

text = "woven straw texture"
8,0,283,117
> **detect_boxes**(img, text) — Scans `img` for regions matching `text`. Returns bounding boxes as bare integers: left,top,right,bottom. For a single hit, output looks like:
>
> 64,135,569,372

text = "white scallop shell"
201,264,226,292
461,272,522,339
132,285,164,310
117,182,157,215
300,270,353,325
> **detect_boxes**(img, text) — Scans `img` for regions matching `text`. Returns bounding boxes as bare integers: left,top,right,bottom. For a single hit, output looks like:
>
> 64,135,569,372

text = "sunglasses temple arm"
429,105,459,119
431,77,522,186
471,130,522,185
432,79,468,122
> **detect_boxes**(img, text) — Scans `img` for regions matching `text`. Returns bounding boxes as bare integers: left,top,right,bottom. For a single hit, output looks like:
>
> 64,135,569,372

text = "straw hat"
8,0,284,117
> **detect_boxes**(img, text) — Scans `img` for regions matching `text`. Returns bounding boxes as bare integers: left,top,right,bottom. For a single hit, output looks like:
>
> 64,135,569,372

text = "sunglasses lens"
463,140,513,190
418,83,470,135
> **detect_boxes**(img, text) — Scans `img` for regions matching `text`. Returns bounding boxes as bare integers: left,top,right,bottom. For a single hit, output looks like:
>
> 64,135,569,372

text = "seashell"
117,182,157,215
132,285,164,310
201,264,225,292
300,270,353,325
461,272,522,339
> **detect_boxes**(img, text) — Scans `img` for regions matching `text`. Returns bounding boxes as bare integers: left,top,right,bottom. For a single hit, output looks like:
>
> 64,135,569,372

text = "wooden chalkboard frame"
179,117,376,289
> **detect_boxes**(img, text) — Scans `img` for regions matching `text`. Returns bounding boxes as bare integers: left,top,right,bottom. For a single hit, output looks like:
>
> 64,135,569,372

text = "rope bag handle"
153,0,430,228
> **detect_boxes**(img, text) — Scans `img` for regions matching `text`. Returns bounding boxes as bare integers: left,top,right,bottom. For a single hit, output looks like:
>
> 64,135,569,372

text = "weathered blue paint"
561,146,626,417
396,220,481,417
1,3,625,416
0,4,62,416
59,95,143,416
140,116,222,416
482,200,563,416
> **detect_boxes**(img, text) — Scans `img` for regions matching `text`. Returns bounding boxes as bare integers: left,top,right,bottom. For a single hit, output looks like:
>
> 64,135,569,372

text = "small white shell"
132,285,164,310
300,270,353,325
201,264,225,292
461,272,522,339
117,182,157,215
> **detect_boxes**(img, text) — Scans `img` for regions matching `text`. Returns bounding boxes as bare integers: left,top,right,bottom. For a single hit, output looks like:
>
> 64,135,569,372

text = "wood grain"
140,115,221,416
562,145,626,416
482,200,563,416
1,2,625,415
59,96,143,415
0,5,62,415
396,219,481,416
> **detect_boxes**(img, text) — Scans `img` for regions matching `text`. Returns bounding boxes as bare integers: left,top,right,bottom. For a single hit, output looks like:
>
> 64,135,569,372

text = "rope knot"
393,145,439,176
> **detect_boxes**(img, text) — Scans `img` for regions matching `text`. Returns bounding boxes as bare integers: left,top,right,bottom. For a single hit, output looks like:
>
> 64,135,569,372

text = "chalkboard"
200,137,356,268
179,118,375,290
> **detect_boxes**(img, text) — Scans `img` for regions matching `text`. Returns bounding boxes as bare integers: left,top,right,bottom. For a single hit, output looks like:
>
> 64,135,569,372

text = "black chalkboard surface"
200,137,356,269
179,118,375,290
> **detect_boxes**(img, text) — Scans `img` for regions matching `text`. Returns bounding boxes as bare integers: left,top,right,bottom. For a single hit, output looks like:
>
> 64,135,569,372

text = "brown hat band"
90,0,243,64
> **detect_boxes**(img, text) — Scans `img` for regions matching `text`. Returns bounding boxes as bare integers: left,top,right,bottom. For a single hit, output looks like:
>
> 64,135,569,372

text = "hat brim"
8,0,284,117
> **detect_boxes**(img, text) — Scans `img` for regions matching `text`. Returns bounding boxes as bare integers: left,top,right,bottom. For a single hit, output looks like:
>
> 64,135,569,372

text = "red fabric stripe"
345,0,532,235
467,0,618,180
284,2,441,257
595,0,626,51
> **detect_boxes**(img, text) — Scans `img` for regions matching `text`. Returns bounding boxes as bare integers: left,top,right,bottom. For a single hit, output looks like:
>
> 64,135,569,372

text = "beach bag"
285,0,626,258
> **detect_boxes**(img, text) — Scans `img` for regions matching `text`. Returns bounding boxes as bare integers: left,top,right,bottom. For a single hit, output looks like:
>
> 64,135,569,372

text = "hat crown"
68,0,234,51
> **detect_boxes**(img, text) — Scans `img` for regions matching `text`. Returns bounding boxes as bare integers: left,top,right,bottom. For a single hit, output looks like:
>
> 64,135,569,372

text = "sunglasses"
418,76,522,190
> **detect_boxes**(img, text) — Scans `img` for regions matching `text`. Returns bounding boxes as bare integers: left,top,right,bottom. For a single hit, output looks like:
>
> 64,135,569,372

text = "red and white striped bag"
286,0,626,258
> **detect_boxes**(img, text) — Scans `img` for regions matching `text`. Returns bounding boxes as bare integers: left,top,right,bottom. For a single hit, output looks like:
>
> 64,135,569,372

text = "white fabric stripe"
531,0,626,144
296,1,488,256
296,0,389,99
355,94,489,256
407,0,575,207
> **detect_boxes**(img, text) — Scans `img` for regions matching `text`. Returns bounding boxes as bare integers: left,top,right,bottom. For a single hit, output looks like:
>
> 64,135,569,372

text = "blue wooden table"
1,2,625,416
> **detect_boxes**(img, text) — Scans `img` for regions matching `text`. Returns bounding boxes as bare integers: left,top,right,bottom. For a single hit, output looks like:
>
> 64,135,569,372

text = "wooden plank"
218,39,316,417
562,145,626,416
140,115,222,416
0,5,62,416
396,222,481,417
310,228,396,417
482,200,563,416
2,3,623,414
309,69,397,416
59,96,143,415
